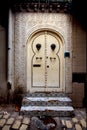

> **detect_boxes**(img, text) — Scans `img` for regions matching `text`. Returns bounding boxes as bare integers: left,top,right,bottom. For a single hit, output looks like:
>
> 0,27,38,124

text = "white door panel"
27,31,64,92
46,33,60,88
32,34,45,87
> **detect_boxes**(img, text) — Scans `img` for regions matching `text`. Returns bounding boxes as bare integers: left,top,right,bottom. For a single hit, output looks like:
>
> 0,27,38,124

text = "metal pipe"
7,9,13,86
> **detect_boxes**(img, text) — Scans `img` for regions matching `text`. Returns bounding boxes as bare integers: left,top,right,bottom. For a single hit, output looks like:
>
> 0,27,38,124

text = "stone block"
65,120,72,129
0,119,6,127
19,124,28,130
2,125,10,130
22,117,30,125
17,116,23,120
3,114,10,119
6,117,15,125
72,117,78,123
80,119,86,128
75,124,82,130
11,120,21,130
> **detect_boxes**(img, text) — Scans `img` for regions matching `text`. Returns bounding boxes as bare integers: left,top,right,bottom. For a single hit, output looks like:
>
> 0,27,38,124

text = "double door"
28,31,64,92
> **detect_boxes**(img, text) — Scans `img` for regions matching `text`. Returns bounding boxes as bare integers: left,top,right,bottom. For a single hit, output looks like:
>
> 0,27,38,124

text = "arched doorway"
27,30,65,92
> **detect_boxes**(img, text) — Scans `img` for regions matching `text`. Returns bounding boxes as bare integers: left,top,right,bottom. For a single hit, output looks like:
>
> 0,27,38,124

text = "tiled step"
25,92,67,97
20,106,74,117
22,97,72,106
20,92,74,117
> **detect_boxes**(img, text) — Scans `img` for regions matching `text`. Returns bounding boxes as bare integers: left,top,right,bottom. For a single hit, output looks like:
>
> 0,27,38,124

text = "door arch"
27,30,65,92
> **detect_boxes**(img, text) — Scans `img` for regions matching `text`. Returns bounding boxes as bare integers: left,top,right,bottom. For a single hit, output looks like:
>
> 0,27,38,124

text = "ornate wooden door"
27,31,64,92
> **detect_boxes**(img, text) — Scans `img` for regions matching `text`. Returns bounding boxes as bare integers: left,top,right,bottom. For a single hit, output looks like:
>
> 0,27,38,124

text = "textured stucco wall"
13,12,72,93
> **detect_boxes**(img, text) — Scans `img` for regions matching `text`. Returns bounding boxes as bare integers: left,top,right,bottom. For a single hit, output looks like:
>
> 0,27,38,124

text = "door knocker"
36,43,41,51
50,44,56,51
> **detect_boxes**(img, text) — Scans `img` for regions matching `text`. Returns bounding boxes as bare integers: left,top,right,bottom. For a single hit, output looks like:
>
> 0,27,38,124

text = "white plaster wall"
14,12,72,93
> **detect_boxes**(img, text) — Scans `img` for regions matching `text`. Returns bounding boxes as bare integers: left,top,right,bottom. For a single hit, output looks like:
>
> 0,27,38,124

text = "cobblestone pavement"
0,104,87,130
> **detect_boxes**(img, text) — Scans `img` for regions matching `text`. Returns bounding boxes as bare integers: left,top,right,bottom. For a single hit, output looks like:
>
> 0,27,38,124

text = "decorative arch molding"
26,24,65,45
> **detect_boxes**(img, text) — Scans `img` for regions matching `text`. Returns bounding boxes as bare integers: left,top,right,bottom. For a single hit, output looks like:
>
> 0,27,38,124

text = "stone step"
22,96,72,106
20,92,74,117
20,106,74,117
25,92,67,97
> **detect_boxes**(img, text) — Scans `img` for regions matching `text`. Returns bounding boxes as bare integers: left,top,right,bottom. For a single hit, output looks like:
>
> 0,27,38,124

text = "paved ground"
0,104,87,130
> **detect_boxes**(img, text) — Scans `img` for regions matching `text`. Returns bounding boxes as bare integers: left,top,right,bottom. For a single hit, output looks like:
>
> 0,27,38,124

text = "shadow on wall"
6,81,25,111
72,0,87,31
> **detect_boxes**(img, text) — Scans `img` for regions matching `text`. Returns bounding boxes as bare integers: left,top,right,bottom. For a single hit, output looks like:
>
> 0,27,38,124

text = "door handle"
36,57,42,60
50,57,56,61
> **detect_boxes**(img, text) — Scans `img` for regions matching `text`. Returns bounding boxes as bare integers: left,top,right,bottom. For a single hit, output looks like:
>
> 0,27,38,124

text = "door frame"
27,29,65,93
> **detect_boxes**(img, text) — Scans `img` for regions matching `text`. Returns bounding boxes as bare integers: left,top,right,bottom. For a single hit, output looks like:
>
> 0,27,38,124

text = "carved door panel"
28,31,64,92
46,32,60,89
32,33,45,87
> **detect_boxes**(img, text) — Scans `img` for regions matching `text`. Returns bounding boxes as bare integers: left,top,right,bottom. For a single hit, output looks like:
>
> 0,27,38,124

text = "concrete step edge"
20,106,74,111
23,97,72,102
